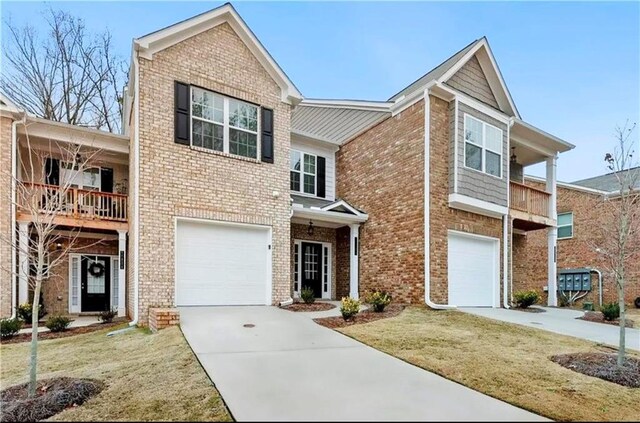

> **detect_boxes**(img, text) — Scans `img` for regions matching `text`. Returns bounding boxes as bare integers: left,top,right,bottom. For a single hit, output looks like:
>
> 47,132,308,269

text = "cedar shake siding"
445,55,499,109
0,117,12,317
135,22,292,324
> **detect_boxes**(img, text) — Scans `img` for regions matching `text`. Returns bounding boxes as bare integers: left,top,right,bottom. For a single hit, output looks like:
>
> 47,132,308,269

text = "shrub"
17,302,46,323
365,290,392,312
0,318,23,339
601,302,620,321
513,290,539,308
340,297,360,320
98,308,117,324
45,315,71,332
300,286,315,304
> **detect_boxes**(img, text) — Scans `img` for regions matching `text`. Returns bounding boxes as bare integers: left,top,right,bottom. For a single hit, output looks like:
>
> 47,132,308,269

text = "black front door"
81,256,111,312
301,242,322,298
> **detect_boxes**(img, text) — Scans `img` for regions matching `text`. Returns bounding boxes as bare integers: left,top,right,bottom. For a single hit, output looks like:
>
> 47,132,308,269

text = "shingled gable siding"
454,102,508,206
0,117,13,317
446,55,499,109
135,22,291,324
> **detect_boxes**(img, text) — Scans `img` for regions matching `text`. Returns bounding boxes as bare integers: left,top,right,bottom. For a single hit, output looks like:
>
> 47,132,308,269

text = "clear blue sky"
1,1,638,182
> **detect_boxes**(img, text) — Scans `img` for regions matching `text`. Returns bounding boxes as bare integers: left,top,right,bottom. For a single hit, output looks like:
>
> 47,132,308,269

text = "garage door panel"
448,232,498,307
176,220,270,306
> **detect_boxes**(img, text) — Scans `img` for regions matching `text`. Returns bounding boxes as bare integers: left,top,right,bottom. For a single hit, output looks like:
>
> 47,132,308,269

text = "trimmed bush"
340,297,360,320
98,309,117,324
0,318,23,339
300,286,315,304
513,290,539,308
17,302,45,323
45,316,71,332
365,290,392,312
601,302,620,321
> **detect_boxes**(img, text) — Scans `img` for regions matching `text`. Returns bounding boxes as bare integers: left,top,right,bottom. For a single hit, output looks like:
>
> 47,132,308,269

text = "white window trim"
60,161,102,190
290,150,317,196
463,113,503,180
293,239,331,300
557,212,574,240
189,87,261,160
68,254,118,314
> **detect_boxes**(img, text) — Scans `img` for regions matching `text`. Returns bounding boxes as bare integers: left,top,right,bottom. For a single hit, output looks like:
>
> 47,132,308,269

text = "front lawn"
0,325,232,422
339,307,640,422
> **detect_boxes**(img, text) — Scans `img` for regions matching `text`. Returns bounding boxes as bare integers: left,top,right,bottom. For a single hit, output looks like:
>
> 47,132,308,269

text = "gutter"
129,49,141,327
423,83,456,310
10,115,24,318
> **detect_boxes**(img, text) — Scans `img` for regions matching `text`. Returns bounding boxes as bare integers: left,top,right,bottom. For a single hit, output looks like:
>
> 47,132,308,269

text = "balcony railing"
19,182,128,222
510,181,550,218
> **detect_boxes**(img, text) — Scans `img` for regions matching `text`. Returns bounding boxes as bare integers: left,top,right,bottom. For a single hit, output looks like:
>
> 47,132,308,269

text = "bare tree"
594,121,640,366
1,8,125,132
1,122,106,397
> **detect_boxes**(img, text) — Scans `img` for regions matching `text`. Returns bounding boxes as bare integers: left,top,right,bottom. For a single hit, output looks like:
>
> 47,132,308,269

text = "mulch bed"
551,352,640,388
0,377,104,422
512,307,546,313
282,302,336,312
314,304,405,329
578,311,635,328
2,320,126,345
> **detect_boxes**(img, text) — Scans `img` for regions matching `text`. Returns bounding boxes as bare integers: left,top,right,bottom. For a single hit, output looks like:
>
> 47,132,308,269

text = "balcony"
509,181,553,231
17,183,128,230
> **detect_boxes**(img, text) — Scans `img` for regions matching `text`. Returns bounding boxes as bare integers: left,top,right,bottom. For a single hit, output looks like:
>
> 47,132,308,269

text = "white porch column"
117,230,127,317
546,154,558,306
349,224,360,299
18,221,29,304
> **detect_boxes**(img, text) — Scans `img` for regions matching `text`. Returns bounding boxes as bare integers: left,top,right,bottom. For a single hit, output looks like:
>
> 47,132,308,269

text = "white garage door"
176,220,270,306
448,232,499,307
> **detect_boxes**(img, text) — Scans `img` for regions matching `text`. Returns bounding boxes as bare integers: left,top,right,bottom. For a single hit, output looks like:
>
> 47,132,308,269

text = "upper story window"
191,87,259,159
290,150,316,195
557,212,573,239
464,114,502,178
60,162,101,191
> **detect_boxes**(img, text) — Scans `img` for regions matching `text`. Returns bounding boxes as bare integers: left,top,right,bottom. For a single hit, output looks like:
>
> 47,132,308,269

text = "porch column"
546,154,558,306
18,221,29,304
349,224,360,299
117,230,127,317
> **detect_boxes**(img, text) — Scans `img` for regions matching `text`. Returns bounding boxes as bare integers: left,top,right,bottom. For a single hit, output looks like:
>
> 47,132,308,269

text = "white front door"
175,220,271,306
447,231,499,307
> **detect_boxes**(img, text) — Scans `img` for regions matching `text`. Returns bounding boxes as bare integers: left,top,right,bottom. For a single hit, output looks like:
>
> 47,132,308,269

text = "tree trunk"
28,274,42,397
617,281,626,367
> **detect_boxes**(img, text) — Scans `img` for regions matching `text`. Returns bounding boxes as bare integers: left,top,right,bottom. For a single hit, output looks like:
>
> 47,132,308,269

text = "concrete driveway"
180,306,545,421
461,307,640,351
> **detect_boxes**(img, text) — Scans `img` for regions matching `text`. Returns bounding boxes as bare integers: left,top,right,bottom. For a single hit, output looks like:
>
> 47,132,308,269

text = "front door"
301,242,322,298
81,256,111,312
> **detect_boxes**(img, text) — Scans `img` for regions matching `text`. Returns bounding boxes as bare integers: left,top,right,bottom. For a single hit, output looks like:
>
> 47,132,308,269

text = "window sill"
191,145,261,164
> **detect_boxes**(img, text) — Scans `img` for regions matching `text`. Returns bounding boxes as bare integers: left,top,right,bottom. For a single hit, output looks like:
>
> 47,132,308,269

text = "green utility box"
583,301,594,311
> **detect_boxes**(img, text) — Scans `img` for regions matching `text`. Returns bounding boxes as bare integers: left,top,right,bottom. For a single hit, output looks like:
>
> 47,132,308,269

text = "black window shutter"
317,156,326,198
45,158,59,185
101,167,114,193
261,107,274,163
175,81,190,145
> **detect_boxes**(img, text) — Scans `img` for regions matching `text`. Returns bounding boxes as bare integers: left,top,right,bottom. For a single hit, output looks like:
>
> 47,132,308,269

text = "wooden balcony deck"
509,181,554,230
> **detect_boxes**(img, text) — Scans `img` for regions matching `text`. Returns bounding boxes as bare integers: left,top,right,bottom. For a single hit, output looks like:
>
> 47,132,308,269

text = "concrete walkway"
461,307,640,351
17,315,100,334
180,306,545,422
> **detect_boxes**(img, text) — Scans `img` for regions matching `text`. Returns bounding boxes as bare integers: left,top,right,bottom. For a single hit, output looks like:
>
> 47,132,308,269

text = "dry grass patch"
339,306,640,422
0,325,232,422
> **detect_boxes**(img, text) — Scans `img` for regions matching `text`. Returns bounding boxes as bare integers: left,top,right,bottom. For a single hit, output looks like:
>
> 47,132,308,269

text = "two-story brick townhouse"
2,3,575,325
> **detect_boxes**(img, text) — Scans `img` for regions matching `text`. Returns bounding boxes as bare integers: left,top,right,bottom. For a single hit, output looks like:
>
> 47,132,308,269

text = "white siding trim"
291,135,338,200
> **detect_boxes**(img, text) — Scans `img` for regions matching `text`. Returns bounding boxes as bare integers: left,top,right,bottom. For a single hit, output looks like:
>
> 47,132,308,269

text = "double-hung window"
464,114,503,178
557,212,573,239
191,87,259,159
290,150,316,195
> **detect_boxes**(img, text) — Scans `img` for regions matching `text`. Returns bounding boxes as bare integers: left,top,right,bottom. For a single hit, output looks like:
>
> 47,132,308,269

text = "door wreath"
88,261,105,278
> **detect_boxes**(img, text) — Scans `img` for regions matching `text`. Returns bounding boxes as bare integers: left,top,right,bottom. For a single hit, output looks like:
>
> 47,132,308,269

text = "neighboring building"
514,169,640,307
3,3,583,325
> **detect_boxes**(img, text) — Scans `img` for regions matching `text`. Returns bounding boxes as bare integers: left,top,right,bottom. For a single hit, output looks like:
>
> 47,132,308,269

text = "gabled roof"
0,92,21,114
572,166,640,192
133,3,302,105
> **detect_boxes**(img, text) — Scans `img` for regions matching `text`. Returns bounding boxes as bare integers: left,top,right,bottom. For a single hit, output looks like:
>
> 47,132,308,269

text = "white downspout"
423,85,455,310
10,116,24,318
502,215,510,308
129,50,140,327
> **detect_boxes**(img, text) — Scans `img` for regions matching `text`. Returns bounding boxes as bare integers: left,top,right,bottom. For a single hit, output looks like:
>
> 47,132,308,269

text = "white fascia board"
448,193,508,219
320,200,364,216
292,207,368,225
524,175,608,195
512,118,575,152
300,99,392,112
134,4,302,105
437,83,510,124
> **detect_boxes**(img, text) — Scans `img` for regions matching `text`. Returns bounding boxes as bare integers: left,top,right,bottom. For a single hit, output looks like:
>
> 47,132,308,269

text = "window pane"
229,99,258,132
304,154,316,174
558,225,573,239
465,116,482,145
230,128,257,159
465,142,482,171
485,151,501,177
558,212,573,226
290,171,300,191
485,125,502,153
290,151,301,171
303,174,315,195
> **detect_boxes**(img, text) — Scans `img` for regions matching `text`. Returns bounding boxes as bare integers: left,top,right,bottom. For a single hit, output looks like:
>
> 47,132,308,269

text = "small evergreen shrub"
365,290,392,312
45,316,71,332
340,297,360,320
513,290,539,308
300,286,315,304
0,318,23,339
601,302,620,321
98,309,117,324
17,302,46,323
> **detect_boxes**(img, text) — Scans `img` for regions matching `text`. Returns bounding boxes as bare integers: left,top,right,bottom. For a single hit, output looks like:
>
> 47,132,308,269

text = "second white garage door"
447,231,499,307
176,220,271,306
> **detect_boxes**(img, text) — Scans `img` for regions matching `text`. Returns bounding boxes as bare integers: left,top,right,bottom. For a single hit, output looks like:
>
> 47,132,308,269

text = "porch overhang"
291,198,368,228
510,118,574,166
